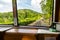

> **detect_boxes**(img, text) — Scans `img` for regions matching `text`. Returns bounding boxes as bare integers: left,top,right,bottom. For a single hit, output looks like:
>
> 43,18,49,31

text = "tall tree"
40,0,53,14
40,0,54,25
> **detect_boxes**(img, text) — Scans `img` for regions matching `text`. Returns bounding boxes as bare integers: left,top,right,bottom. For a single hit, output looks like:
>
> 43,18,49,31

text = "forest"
0,9,42,25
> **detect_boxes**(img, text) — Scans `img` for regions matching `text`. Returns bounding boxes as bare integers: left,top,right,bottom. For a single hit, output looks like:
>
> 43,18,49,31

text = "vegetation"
0,9,42,25
0,0,53,26
18,9,42,25
40,0,53,25
0,12,13,24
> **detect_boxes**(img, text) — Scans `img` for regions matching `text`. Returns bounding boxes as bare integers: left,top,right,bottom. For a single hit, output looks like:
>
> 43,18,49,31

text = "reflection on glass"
17,0,53,26
0,0,13,24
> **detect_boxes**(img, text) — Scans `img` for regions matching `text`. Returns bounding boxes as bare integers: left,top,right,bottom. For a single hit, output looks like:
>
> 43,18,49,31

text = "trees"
40,0,53,14
40,0,53,25
0,9,42,25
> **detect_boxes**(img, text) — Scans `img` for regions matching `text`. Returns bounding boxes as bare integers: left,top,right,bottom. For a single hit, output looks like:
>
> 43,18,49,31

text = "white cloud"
17,0,20,3
0,0,12,12
31,0,41,8
31,0,42,12
1,0,12,3
0,4,3,8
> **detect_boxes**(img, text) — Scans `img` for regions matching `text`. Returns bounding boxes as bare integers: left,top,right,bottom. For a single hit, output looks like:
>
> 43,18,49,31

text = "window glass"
0,0,13,24
17,0,53,26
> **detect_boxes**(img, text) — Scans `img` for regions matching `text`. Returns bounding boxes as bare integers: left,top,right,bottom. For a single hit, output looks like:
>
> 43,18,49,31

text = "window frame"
51,0,60,27
12,0,18,27
14,0,56,28
0,0,59,28
55,0,60,22
13,0,58,28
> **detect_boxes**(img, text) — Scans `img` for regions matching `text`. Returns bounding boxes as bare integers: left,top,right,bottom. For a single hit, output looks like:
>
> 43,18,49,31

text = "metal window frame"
16,0,55,28
55,0,60,22
51,0,60,24
0,0,59,28
12,0,18,27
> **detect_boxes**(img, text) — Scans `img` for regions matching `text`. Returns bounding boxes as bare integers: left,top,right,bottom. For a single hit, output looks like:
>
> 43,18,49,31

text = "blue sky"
0,0,42,13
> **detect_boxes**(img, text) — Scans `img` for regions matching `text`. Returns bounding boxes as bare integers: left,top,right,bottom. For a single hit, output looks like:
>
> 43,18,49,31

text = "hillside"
0,9,42,25
18,9,42,25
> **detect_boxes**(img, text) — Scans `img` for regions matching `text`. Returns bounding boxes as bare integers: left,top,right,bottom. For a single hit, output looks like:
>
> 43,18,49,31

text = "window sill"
5,28,60,34
0,27,59,34
0,27,12,32
37,29,60,34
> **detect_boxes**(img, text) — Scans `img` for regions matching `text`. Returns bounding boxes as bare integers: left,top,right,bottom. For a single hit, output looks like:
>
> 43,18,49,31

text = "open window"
0,0,59,29
17,0,54,27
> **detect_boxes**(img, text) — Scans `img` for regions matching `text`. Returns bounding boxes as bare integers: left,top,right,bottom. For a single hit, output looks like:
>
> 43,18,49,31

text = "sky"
0,0,42,13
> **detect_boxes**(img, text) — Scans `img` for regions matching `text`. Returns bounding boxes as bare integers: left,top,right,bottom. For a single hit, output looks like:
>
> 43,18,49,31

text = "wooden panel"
56,34,60,40
0,27,12,40
44,34,58,40
37,34,44,40
44,34,58,37
4,28,37,40
0,32,4,40
55,0,60,22
4,28,59,40
37,34,58,40
22,35,36,40
4,33,22,40
4,33,36,40
58,3,60,22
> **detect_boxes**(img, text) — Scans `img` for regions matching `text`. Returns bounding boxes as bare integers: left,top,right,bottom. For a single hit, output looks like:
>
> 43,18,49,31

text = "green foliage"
0,9,42,25
40,0,53,20
0,0,53,26
18,9,42,25
41,0,53,14
0,12,13,24
39,0,53,25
